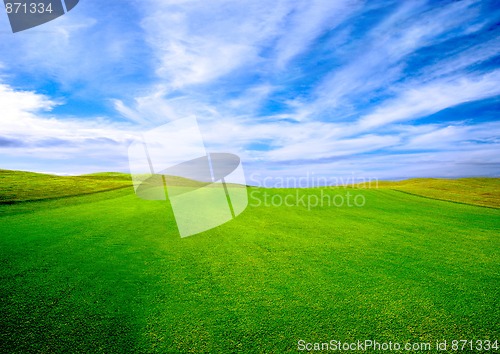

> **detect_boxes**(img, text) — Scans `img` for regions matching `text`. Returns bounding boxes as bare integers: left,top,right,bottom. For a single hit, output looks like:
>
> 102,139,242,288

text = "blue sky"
0,0,499,182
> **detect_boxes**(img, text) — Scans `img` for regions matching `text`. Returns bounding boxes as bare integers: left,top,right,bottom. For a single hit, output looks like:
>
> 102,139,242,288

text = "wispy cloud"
272,0,363,69
293,0,489,120
357,70,500,129
140,0,282,88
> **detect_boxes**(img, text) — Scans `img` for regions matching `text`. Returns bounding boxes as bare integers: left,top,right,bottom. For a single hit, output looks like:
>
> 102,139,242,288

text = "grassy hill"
0,171,499,352
373,177,500,208
0,170,230,205
2,170,497,208
0,170,132,203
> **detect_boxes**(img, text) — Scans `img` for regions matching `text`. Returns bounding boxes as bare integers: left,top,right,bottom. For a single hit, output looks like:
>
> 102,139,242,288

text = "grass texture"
0,171,498,352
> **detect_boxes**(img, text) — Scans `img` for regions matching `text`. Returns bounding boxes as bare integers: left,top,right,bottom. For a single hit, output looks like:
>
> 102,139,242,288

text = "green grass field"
0,171,499,352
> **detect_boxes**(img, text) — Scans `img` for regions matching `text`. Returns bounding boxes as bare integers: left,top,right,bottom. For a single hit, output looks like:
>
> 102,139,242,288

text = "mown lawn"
0,172,498,352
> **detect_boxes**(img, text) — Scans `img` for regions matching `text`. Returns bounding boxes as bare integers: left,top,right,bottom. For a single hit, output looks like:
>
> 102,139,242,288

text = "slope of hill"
0,169,245,204
0,170,132,203
367,178,499,208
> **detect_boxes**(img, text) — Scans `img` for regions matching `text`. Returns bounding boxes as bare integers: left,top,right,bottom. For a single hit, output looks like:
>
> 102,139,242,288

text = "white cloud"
140,0,279,88
420,36,500,80
264,134,400,162
0,83,58,116
272,0,362,68
293,0,485,120
140,0,362,89
402,121,500,150
357,70,500,129
0,82,138,172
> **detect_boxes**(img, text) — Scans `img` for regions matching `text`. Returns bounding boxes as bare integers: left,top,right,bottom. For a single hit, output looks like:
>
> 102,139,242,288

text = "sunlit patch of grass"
0,170,132,203
367,178,499,208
